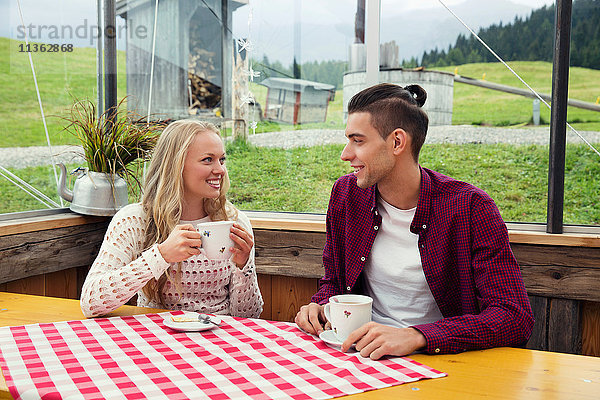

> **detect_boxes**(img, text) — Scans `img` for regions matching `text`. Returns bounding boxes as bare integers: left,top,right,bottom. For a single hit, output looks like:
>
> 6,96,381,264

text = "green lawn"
3,142,599,225
0,37,127,147
6,37,599,148
437,61,600,129
2,38,600,225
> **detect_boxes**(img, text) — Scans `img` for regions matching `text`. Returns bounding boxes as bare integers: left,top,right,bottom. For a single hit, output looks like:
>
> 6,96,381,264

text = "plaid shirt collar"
368,165,431,233
411,165,432,235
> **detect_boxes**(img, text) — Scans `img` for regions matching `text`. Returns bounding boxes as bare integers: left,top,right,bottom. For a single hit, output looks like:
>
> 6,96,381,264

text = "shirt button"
421,244,425,249
360,256,366,262
375,210,378,216
435,348,441,353
374,226,379,230
346,286,351,291
422,224,427,229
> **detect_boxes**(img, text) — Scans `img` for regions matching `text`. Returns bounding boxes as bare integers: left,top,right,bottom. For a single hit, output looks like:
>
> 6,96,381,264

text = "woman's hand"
157,224,203,263
230,223,254,268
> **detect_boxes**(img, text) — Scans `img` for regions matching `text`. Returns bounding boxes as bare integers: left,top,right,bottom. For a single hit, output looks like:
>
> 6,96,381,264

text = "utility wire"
438,0,600,158
15,0,65,205
146,0,159,124
0,166,59,209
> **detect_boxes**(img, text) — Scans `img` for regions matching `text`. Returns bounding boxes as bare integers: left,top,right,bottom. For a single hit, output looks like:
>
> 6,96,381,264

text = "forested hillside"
253,56,347,89
416,0,600,69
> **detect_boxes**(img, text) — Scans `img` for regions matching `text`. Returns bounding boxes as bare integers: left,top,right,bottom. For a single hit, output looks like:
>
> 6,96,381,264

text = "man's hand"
295,302,327,335
342,322,427,360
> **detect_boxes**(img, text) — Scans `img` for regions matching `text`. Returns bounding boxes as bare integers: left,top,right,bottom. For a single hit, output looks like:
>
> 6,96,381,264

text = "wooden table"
1,293,599,399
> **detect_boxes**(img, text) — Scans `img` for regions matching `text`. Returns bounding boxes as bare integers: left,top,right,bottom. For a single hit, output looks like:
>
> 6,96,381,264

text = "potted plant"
56,98,164,216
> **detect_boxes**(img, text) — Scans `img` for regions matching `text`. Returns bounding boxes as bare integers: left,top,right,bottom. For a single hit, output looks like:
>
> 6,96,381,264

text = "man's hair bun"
403,85,427,108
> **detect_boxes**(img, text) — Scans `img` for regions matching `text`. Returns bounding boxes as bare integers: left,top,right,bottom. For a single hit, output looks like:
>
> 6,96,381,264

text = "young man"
295,83,534,360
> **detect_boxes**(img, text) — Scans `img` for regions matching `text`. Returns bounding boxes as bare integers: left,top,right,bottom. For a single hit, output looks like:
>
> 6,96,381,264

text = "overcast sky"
387,0,554,10
234,0,556,27
4,0,556,34
2,0,558,58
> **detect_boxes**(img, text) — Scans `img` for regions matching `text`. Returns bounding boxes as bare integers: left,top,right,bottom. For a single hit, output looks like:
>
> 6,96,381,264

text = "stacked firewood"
188,48,217,81
187,72,221,111
188,45,221,112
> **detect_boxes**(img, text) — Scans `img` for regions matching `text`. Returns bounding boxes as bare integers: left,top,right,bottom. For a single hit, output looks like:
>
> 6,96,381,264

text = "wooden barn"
116,0,247,120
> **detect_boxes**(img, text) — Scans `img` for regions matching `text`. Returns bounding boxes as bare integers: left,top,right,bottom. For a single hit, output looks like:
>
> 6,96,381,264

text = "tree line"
414,0,600,69
253,56,347,89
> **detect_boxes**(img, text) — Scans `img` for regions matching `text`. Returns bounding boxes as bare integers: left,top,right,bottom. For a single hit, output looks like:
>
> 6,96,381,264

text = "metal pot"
57,163,128,216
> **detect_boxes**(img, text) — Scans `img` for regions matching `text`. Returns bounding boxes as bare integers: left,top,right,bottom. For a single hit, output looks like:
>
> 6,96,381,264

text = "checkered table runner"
0,312,445,399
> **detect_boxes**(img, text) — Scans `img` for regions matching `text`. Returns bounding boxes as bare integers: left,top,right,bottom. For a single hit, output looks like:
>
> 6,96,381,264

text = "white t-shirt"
363,196,443,328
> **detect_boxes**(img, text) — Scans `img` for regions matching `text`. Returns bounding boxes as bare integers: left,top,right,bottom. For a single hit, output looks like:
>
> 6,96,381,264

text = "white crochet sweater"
80,203,263,318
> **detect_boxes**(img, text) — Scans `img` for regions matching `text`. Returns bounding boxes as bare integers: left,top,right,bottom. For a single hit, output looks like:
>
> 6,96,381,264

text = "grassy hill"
0,37,126,147
438,61,600,130
2,36,600,148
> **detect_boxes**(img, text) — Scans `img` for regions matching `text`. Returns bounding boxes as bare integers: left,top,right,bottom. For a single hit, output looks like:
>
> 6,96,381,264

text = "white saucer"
163,313,221,332
319,329,352,349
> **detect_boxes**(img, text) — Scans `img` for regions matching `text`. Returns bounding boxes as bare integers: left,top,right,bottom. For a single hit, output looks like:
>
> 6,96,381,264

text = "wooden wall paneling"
513,243,600,302
270,276,318,322
77,266,90,300
582,301,600,357
526,295,548,351
548,298,582,354
257,274,272,320
253,230,325,277
45,268,78,299
519,265,600,302
0,221,109,284
5,275,45,296
511,243,600,269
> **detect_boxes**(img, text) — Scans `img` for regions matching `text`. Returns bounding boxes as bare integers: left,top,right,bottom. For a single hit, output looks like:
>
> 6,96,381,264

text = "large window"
1,0,126,213
1,0,599,229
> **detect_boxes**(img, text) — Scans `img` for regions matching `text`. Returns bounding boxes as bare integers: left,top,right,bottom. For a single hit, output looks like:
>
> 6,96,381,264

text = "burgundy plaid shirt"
312,167,534,354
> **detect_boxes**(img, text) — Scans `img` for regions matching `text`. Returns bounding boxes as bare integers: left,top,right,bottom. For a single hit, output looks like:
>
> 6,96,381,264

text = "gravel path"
247,125,600,149
2,125,600,168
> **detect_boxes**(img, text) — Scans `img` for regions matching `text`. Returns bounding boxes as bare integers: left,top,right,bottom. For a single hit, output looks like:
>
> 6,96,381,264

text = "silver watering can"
57,163,128,216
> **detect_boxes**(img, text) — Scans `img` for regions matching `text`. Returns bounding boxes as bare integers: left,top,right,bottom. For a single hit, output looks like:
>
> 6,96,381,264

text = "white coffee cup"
196,221,235,260
324,294,373,342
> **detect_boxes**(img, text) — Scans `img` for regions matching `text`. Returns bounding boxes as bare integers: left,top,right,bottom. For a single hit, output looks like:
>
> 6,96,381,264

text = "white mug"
324,294,373,342
196,221,235,260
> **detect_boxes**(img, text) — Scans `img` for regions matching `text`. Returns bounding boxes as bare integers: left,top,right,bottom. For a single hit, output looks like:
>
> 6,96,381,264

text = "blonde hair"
140,119,238,306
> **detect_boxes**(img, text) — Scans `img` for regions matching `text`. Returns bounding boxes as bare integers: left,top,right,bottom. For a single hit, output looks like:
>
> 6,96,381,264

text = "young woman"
80,120,263,318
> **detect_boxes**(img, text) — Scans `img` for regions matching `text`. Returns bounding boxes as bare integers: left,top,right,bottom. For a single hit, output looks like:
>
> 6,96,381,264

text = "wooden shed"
116,0,247,119
260,78,335,125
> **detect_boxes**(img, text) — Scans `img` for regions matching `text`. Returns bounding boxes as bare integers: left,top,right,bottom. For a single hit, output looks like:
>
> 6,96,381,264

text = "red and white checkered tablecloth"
0,312,446,399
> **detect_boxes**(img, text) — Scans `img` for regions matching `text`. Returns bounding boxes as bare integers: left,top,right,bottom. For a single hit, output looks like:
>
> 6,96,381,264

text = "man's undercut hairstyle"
348,83,429,160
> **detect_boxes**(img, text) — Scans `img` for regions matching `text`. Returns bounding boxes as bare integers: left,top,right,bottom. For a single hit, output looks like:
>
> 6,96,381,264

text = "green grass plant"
4,142,598,224
60,97,163,190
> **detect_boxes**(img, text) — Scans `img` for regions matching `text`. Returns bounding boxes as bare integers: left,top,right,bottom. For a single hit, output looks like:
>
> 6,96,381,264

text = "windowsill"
0,208,108,237
2,208,600,247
